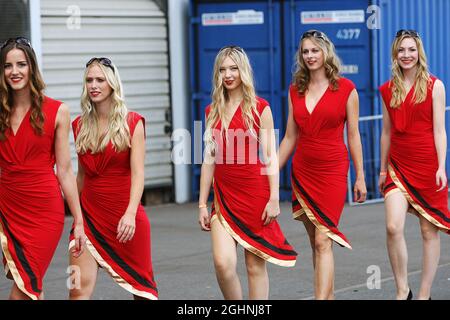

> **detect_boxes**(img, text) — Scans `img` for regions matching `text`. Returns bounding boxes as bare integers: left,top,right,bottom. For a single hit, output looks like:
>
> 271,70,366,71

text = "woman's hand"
354,177,367,203
71,222,87,258
198,207,211,231
378,174,387,195
117,211,136,243
436,168,448,192
262,199,280,226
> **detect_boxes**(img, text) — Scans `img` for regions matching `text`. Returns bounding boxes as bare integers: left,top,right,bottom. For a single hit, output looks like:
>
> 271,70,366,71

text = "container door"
190,0,283,200
283,0,377,201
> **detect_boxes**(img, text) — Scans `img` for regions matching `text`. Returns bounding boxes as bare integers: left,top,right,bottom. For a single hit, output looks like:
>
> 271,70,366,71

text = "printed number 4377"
337,29,361,40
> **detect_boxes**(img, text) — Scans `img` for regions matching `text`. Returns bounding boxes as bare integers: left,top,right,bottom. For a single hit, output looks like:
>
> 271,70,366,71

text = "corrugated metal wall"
40,0,172,187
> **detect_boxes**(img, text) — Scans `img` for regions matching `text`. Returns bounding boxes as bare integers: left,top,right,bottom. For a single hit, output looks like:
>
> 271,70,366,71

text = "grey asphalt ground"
1,200,449,300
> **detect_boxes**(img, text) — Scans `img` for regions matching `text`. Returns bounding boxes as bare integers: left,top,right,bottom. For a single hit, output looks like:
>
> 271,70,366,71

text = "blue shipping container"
189,0,450,203
370,0,450,201
282,0,379,201
189,0,286,200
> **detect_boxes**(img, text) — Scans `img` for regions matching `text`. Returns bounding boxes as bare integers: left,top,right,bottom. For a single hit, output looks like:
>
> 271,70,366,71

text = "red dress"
70,112,158,299
0,97,65,299
290,78,355,249
207,97,297,266
380,77,450,233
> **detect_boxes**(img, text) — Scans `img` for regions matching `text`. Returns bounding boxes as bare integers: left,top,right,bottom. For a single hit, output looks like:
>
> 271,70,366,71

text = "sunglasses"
86,57,115,73
396,29,420,38
219,45,244,53
0,37,32,51
301,30,326,40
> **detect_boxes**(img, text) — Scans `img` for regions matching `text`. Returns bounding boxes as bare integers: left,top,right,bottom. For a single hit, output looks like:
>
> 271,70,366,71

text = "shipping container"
189,0,286,200
189,0,450,203
282,0,377,201
370,0,450,201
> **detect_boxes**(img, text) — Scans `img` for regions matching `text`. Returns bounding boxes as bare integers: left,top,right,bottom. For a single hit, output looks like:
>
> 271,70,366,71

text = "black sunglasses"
0,37,32,51
396,29,420,38
86,57,115,73
219,45,244,53
301,30,326,40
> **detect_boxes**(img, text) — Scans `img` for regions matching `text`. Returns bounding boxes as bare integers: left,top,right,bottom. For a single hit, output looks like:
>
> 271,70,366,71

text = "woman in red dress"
69,57,157,300
379,30,449,300
0,37,86,300
198,46,297,299
279,30,367,299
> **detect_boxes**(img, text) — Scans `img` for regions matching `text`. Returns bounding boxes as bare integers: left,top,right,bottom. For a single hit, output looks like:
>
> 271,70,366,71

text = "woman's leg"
417,215,440,300
211,219,242,299
244,250,268,300
314,230,334,300
9,283,32,300
68,247,99,300
299,214,317,269
299,214,334,299
385,191,410,299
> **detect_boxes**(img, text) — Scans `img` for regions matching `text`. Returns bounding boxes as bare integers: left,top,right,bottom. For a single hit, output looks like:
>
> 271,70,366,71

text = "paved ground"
1,200,449,300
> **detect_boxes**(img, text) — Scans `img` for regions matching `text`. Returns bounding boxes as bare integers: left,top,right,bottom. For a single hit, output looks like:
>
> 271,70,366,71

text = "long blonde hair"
204,47,258,155
293,30,342,95
390,34,431,108
75,60,130,154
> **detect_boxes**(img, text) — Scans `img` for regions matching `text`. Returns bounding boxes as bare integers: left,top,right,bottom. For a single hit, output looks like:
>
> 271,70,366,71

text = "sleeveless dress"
0,96,65,299
206,97,297,266
379,76,450,233
70,112,158,299
290,78,356,249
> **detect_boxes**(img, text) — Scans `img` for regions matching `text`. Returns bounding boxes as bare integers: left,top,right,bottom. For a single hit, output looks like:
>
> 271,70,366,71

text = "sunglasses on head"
219,45,244,53
396,29,420,38
86,57,115,73
0,37,32,51
301,30,326,40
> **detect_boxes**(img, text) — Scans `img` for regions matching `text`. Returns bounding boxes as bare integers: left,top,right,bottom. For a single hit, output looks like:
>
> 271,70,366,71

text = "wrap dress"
290,78,356,249
207,97,297,266
380,76,450,233
70,112,158,299
0,96,65,299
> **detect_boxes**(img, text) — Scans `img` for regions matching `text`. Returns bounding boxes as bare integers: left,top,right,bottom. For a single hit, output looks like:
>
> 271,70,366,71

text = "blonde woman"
69,57,157,300
379,30,449,300
198,46,297,300
278,30,367,300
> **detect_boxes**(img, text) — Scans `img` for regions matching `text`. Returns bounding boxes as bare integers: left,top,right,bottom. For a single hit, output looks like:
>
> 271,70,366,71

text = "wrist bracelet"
379,171,387,176
198,204,208,209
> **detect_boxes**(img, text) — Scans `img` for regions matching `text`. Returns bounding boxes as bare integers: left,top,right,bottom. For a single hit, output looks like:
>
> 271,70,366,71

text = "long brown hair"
389,34,431,108
292,30,341,95
0,40,46,140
